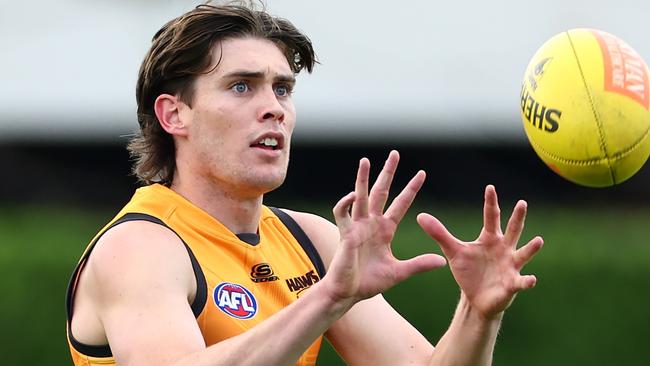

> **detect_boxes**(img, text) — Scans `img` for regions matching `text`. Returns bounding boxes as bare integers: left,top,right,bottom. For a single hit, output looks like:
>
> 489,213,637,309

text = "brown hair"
128,1,316,185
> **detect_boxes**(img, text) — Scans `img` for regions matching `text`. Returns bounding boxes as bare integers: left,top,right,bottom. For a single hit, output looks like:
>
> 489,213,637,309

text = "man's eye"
275,84,292,97
232,82,249,93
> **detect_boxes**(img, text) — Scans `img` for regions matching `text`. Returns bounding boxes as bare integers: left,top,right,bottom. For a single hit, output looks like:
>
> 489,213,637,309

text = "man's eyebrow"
276,74,296,83
222,70,296,83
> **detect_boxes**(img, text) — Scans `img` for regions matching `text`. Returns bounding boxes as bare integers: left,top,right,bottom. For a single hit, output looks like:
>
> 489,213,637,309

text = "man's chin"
243,174,287,197
262,176,286,193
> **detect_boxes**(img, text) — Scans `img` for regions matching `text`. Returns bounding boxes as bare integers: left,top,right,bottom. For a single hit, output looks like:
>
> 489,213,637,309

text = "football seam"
529,124,650,166
567,31,615,180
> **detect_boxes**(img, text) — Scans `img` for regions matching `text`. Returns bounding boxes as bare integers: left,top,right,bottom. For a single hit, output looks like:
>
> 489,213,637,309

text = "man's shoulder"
85,220,194,293
274,208,332,231
94,219,182,254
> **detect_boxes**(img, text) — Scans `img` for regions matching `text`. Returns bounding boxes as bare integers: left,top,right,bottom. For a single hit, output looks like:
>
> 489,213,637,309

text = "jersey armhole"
65,212,208,357
268,207,327,278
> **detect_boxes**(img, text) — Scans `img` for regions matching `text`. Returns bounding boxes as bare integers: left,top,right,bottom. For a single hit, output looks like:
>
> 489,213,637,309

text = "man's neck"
170,175,264,234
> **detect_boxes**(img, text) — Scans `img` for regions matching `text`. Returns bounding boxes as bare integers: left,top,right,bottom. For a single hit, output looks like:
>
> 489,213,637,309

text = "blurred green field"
1,203,649,365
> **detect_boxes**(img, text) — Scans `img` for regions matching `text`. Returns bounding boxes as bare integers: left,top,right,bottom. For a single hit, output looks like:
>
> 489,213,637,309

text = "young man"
66,3,543,365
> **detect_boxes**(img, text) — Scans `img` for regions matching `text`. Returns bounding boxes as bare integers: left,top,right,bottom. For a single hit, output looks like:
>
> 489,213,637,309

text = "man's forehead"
210,38,292,76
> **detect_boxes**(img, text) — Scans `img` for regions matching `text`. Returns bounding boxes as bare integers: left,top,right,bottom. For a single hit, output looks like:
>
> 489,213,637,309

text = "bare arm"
84,221,354,366
83,152,441,366
82,151,541,366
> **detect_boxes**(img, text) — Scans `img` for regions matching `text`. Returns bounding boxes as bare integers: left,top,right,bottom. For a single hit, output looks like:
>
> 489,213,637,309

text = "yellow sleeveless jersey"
66,184,326,366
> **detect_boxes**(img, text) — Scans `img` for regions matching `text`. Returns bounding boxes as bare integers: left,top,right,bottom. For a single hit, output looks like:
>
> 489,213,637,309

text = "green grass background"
1,203,649,365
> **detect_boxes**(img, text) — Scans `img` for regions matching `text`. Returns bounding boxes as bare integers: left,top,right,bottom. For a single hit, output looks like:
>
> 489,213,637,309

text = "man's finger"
416,213,461,260
514,274,538,291
393,254,447,283
504,200,527,247
368,150,399,214
384,170,425,224
351,158,370,220
333,192,356,229
514,236,544,269
483,185,502,235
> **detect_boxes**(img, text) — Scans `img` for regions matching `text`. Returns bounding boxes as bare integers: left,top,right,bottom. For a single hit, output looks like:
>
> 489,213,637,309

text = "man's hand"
417,185,544,319
324,150,447,305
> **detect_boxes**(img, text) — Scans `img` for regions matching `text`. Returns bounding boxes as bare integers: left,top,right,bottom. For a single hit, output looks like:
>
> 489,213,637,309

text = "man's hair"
128,1,316,185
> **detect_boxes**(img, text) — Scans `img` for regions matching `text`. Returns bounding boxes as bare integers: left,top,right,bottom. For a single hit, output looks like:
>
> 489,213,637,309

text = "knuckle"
372,187,390,197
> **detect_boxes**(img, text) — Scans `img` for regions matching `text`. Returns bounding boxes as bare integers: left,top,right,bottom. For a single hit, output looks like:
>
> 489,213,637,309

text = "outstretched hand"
417,185,543,319
324,151,447,304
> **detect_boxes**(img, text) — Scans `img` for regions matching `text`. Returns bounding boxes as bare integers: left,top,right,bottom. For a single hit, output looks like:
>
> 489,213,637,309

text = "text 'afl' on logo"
213,282,258,319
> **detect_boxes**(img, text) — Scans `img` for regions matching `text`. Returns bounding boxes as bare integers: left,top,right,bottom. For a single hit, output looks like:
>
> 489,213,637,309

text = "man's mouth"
251,134,284,150
255,137,279,150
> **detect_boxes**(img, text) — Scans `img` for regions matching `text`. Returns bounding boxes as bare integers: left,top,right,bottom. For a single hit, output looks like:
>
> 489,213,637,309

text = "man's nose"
256,87,284,123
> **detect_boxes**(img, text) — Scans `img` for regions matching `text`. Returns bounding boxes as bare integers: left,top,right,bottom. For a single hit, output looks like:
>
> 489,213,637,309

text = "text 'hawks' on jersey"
286,270,321,297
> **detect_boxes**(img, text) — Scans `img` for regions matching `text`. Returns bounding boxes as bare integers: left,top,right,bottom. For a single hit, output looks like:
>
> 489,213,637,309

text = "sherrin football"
520,28,650,187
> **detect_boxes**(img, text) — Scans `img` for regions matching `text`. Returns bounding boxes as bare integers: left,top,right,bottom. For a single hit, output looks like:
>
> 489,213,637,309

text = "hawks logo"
285,270,320,297
213,282,258,319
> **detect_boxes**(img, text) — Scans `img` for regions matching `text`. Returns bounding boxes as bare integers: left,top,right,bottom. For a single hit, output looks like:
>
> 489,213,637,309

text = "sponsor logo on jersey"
285,270,320,297
213,282,258,319
250,263,279,283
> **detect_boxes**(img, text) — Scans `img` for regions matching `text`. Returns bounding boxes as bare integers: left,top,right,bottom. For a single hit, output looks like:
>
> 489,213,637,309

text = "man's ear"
154,94,188,136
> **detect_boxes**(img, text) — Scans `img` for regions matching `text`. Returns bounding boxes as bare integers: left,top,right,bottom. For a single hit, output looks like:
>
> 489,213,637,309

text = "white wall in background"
1,0,648,143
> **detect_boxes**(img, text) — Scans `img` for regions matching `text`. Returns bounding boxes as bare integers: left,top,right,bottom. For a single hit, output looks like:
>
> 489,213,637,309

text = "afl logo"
213,282,258,319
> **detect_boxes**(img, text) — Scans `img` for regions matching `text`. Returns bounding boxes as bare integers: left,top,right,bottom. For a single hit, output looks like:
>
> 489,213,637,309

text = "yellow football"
520,28,650,187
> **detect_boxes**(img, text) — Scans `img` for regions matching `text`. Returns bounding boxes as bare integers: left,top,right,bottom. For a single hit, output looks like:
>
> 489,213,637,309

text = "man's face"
177,37,297,198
